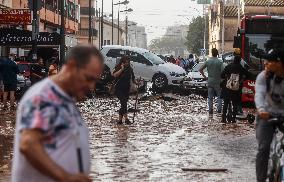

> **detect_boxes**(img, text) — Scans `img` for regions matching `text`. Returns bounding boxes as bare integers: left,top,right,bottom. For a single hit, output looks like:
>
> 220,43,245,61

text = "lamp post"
113,0,129,45
120,8,133,46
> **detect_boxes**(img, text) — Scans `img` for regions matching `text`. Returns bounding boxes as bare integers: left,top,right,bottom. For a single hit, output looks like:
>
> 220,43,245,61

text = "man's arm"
199,63,207,79
20,129,91,182
255,71,269,120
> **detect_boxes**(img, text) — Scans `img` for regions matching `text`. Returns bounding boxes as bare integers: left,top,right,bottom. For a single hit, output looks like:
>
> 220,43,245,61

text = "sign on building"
197,0,211,4
0,9,32,25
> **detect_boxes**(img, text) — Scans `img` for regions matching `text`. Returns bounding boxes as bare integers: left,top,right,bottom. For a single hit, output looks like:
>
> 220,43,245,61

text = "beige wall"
0,0,12,7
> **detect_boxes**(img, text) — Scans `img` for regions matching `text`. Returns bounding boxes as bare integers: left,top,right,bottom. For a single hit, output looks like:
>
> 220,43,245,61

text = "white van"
101,45,186,90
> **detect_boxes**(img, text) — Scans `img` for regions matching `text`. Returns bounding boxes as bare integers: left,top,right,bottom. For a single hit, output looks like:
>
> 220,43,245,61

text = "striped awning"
224,6,238,17
244,0,284,6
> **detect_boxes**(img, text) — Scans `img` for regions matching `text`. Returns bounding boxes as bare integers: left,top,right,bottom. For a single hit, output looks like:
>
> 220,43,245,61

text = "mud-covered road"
0,94,256,181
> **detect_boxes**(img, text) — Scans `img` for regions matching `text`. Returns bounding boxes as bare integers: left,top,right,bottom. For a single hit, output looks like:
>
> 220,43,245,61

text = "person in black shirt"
30,57,48,84
1,56,19,108
221,55,250,123
112,56,136,125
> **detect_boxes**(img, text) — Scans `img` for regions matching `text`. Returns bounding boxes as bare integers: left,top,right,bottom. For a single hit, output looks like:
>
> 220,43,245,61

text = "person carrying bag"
112,55,136,125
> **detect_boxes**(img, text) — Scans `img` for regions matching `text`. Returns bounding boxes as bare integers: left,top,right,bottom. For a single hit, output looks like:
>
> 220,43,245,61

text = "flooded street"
0,94,256,181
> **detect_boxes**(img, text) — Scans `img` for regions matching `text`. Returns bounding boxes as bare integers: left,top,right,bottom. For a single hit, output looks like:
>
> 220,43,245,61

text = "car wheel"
152,73,168,91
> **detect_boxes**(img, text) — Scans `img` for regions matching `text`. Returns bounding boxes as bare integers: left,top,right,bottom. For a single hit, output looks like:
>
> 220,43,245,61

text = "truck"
234,15,284,103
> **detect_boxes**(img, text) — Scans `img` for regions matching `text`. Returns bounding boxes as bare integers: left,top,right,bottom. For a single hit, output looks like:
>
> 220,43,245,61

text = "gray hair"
65,45,104,67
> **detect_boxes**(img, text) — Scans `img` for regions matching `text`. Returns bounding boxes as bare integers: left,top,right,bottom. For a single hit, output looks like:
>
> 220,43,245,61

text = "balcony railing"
77,28,98,37
80,7,96,16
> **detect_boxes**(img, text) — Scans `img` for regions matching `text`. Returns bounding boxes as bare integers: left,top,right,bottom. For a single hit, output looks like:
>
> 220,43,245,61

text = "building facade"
209,0,284,53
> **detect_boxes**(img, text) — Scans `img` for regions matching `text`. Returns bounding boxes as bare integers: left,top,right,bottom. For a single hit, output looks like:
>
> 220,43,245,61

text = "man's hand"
258,111,270,120
61,173,92,182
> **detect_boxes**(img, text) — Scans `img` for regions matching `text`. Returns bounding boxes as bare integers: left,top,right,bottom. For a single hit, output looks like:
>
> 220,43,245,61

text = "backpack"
226,73,240,91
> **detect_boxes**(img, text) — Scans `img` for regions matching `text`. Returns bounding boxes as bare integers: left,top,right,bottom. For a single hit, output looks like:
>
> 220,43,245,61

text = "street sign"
28,0,43,11
197,0,211,4
200,49,206,56
0,9,31,25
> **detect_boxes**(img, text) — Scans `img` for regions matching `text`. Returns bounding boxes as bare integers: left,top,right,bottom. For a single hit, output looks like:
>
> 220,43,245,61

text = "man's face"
70,56,103,101
265,60,283,73
39,59,44,66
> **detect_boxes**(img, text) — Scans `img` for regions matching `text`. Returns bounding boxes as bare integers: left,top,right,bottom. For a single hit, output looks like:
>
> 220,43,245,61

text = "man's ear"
66,59,77,70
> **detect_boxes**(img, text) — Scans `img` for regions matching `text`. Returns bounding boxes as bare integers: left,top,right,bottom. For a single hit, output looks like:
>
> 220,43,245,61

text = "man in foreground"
12,46,104,182
199,48,224,116
255,49,284,182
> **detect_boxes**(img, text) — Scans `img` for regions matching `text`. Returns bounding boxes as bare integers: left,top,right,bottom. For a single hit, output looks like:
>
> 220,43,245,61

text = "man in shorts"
1,55,19,108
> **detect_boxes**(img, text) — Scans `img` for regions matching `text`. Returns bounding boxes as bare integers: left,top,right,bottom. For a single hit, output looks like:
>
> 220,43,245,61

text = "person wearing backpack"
255,49,284,182
221,55,250,123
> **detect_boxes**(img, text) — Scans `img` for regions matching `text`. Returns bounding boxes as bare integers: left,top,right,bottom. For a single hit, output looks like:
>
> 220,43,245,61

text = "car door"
129,51,153,81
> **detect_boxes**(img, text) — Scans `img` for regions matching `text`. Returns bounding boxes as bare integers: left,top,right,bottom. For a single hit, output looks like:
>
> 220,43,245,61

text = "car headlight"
184,77,192,81
242,87,254,95
170,72,178,77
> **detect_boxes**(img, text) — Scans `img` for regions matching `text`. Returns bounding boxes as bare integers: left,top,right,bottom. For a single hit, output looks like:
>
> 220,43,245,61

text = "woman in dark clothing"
112,56,136,125
221,55,250,123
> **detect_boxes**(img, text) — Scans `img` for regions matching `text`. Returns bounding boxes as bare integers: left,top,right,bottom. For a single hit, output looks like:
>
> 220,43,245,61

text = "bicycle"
267,114,284,182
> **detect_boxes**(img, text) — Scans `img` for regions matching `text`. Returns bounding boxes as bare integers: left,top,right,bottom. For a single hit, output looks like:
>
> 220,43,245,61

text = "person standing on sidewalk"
112,55,136,125
0,57,4,104
1,55,19,109
199,48,224,116
30,57,48,85
12,46,104,182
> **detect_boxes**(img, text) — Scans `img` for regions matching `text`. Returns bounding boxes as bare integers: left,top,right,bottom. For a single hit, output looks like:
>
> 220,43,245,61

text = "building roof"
244,0,284,6
224,6,238,17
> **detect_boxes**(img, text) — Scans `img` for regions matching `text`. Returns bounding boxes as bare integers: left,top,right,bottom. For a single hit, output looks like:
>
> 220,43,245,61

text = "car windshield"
143,52,165,65
192,63,207,72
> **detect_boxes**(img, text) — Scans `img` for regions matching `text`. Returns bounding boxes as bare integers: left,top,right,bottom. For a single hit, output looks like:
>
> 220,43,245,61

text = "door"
129,51,154,81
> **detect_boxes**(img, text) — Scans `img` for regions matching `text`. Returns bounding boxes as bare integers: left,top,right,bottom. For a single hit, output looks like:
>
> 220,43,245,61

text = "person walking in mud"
112,55,136,125
199,48,224,116
12,46,104,182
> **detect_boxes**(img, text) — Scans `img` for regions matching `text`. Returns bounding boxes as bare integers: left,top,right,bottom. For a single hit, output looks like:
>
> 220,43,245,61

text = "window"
106,49,126,58
129,51,150,65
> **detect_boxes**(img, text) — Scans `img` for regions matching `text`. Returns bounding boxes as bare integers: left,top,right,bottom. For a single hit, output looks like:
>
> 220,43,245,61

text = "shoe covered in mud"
221,116,226,123
117,120,123,125
125,119,132,125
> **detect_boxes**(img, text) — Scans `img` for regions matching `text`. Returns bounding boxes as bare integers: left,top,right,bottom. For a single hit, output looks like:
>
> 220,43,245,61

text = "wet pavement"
0,94,257,181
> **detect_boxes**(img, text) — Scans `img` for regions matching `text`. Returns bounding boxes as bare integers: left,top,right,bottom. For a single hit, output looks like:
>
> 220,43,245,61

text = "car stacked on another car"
101,45,186,91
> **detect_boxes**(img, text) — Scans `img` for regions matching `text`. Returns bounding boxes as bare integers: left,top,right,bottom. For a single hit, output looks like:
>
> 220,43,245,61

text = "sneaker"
117,120,123,125
125,119,132,125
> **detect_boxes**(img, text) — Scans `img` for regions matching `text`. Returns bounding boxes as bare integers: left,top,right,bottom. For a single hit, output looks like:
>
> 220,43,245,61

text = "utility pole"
203,4,206,50
237,0,240,27
98,8,101,49
125,14,128,46
32,0,38,63
89,0,92,44
112,0,114,45
221,1,225,54
101,0,104,48
60,0,66,65
117,8,120,45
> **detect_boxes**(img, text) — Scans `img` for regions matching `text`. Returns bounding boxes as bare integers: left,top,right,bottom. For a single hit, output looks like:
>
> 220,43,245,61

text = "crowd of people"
164,54,198,72
0,54,60,109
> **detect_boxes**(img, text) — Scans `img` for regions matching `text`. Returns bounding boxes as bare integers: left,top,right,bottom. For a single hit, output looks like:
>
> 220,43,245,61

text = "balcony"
80,7,96,16
77,28,98,37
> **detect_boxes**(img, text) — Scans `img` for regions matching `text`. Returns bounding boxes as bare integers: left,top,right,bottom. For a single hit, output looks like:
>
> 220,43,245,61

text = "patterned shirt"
12,78,90,182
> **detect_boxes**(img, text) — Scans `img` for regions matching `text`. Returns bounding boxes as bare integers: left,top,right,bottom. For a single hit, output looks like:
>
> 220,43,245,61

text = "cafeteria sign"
0,9,31,25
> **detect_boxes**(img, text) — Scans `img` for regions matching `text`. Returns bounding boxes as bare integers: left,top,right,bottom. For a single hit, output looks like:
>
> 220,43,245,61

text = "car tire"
152,73,168,92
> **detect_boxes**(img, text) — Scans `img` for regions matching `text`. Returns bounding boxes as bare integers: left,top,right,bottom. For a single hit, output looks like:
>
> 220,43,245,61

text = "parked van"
101,45,186,90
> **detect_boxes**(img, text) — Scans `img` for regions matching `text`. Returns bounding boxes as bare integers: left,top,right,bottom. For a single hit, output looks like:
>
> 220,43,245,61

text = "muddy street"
0,94,256,181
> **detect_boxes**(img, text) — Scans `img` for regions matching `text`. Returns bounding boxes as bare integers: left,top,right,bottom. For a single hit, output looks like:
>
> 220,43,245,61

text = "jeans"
208,86,222,113
222,98,238,122
256,118,275,182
